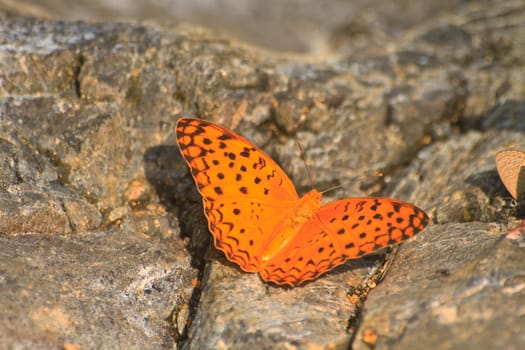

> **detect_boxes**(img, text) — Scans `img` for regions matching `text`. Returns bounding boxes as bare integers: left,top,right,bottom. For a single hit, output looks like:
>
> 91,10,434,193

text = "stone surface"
0,0,524,349
0,0,474,53
0,231,194,349
353,222,525,350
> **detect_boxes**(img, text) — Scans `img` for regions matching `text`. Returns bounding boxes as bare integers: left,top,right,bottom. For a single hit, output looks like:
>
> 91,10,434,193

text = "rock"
353,222,525,350
0,0,479,54
0,0,524,349
0,231,194,349
0,16,198,350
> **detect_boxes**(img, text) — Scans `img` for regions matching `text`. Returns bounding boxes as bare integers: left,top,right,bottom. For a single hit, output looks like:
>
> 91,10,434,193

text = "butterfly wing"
176,118,300,272
260,197,429,286
495,150,525,200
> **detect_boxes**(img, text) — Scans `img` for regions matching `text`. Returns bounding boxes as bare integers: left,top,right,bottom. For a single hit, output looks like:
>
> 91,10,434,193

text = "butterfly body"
176,117,429,287
260,189,322,263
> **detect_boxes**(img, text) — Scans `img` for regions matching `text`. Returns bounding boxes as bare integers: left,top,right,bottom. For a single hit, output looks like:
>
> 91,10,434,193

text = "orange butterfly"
176,118,429,287
495,149,525,200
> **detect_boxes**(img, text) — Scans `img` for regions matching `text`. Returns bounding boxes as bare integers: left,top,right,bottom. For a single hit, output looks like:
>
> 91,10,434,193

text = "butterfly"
175,117,429,287
495,149,525,201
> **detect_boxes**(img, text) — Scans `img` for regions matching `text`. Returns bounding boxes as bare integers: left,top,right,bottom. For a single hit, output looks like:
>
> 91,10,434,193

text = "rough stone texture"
0,231,193,349
0,0,524,349
353,222,525,350
0,14,199,350
0,0,475,53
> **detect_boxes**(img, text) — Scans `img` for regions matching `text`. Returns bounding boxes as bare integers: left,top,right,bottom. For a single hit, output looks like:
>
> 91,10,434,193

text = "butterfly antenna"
297,140,344,195
320,184,342,195
297,140,314,190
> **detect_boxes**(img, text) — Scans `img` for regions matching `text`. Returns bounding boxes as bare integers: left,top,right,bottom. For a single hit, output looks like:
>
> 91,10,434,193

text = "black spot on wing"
218,133,233,140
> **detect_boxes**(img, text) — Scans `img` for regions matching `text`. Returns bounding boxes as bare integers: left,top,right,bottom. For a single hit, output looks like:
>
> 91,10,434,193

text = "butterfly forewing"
176,118,300,271
260,198,429,286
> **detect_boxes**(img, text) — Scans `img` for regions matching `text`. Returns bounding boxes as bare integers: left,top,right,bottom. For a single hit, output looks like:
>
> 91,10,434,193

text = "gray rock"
0,0,524,349
0,231,194,349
